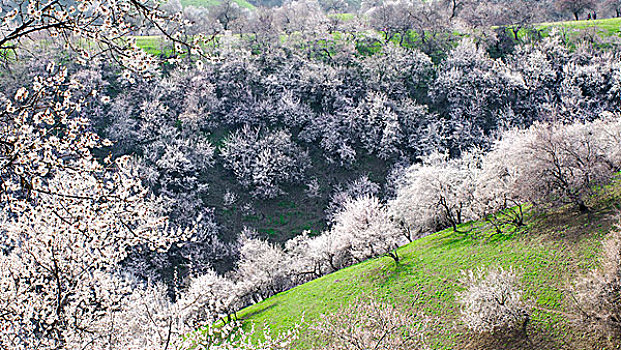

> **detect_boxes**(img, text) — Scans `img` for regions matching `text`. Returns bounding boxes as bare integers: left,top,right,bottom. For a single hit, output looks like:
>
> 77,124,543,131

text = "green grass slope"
237,183,621,349
538,17,621,36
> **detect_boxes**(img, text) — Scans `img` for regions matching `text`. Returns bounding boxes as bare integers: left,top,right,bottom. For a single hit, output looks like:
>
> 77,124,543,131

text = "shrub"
309,297,429,350
331,195,403,263
458,267,530,335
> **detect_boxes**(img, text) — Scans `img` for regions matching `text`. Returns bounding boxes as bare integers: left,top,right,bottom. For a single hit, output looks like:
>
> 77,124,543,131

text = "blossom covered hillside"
4,0,621,348
237,189,621,349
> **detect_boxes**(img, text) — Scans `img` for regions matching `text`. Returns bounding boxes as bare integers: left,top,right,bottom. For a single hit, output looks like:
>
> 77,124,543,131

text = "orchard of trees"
3,0,621,348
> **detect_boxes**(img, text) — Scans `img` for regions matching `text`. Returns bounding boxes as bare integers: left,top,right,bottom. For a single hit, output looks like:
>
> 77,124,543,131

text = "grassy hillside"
236,182,621,349
538,17,621,36
134,17,621,57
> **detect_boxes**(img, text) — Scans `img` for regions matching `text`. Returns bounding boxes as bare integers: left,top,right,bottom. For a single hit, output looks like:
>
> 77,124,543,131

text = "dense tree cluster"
7,14,614,334
4,0,621,347
200,116,621,315
391,116,621,237
74,25,621,283
389,151,480,237
221,126,310,198
0,0,303,348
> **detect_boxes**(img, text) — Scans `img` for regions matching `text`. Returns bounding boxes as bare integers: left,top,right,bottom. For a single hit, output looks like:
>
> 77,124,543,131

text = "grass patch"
538,17,621,35
134,36,173,56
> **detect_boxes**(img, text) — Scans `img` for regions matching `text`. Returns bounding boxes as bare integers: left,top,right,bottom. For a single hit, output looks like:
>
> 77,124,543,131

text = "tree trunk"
513,26,520,42
450,0,457,20
403,227,414,242
521,313,532,344
573,12,579,21
486,216,503,236
328,256,338,272
509,204,525,227
387,251,399,263
577,200,589,214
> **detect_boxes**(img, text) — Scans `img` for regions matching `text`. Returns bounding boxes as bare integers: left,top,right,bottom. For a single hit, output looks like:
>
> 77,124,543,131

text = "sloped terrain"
538,17,621,36
237,182,621,349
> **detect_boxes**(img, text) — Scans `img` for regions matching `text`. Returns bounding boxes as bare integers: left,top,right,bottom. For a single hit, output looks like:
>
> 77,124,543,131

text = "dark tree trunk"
577,200,589,213
521,312,533,346
328,256,338,272
450,0,457,20
508,203,525,227
403,227,414,242
513,26,521,42
387,251,399,263
486,215,504,236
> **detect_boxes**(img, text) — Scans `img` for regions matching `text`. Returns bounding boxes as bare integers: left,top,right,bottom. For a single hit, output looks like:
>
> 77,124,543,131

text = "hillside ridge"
236,183,621,349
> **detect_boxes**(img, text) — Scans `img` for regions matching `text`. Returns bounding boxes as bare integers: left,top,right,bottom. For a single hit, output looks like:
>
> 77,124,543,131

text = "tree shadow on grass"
238,303,278,321
461,329,569,350
529,205,617,244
